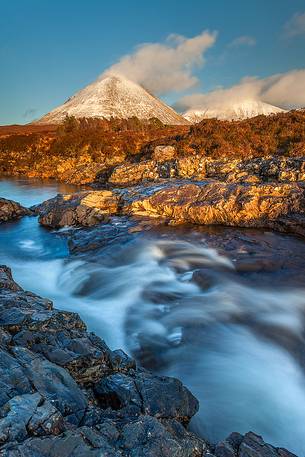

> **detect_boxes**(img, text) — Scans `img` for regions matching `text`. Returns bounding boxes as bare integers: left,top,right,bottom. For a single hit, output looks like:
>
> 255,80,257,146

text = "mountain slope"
184,100,286,122
35,75,188,125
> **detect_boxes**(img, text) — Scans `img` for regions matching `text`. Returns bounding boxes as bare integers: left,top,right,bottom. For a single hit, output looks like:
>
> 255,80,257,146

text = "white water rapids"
1,177,305,455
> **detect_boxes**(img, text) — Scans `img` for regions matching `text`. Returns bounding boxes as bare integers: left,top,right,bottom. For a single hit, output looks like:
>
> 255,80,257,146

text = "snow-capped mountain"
35,75,188,125
183,100,286,122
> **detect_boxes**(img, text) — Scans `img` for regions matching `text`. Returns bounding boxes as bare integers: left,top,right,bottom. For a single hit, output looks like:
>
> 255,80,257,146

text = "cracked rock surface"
0,265,298,456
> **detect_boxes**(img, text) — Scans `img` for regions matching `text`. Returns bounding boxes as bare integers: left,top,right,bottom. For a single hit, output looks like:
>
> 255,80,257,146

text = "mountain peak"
34,74,188,125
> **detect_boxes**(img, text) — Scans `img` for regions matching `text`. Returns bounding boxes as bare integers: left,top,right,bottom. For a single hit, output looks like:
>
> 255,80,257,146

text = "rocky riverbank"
1,110,305,186
106,155,305,187
0,264,298,456
1,110,305,455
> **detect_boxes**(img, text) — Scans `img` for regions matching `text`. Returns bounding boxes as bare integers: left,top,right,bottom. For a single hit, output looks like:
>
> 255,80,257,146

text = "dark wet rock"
214,440,236,457
210,432,297,457
0,266,22,291
108,349,136,373
234,256,284,273
36,190,121,227
94,370,198,423
0,393,65,443
0,265,206,456
238,432,295,457
11,347,87,426
0,198,30,223
119,416,205,457
1,417,205,457
192,269,218,290
0,265,299,456
67,217,135,256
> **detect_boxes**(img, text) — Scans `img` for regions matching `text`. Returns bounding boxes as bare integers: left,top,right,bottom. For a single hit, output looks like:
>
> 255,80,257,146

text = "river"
1,177,305,455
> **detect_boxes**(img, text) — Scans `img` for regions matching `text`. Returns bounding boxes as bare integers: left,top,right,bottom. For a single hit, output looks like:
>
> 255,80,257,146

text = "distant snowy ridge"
34,75,189,125
183,100,286,122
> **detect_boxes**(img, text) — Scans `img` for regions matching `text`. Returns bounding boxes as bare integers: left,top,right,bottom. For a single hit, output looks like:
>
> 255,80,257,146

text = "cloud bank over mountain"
102,30,217,95
101,26,305,114
175,69,305,112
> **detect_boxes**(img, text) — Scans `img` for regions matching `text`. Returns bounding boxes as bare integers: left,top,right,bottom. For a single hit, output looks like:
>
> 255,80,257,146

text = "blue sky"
1,0,305,124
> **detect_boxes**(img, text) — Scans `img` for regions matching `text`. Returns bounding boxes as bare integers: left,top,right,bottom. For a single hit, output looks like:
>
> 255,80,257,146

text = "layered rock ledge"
0,265,298,456
36,181,305,238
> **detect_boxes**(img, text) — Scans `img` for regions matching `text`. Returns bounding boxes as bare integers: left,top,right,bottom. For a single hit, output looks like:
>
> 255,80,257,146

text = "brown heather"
0,110,305,184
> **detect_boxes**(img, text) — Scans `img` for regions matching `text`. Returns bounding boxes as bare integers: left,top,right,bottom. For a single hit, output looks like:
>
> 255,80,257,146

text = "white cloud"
284,12,305,38
228,35,256,48
102,31,217,95
175,69,305,111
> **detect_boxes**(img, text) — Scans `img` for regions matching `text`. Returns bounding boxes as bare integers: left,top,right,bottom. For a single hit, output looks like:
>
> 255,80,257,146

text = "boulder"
36,190,121,227
0,198,30,223
109,161,159,186
152,145,176,162
94,370,198,423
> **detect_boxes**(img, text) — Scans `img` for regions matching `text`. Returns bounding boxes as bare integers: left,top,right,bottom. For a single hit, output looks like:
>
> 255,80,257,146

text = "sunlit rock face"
107,156,305,187
128,182,305,235
36,190,121,227
35,181,305,238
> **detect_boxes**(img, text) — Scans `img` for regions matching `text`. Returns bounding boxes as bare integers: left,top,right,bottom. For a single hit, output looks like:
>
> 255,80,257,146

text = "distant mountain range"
183,100,286,122
34,76,287,125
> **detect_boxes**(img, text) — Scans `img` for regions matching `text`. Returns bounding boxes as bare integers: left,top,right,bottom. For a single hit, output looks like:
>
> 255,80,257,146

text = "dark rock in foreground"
0,265,298,456
0,198,31,223
0,265,203,456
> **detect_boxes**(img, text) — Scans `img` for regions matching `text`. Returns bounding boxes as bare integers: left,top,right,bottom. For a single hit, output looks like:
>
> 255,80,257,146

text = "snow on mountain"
183,100,286,122
35,74,188,125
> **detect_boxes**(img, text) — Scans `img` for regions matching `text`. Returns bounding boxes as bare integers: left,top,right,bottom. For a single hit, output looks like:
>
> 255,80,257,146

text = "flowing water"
1,177,305,455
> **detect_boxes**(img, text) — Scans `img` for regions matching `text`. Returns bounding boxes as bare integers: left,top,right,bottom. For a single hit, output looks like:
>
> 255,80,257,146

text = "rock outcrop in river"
127,182,305,237
36,181,305,238
0,198,31,223
0,265,298,456
36,190,120,227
